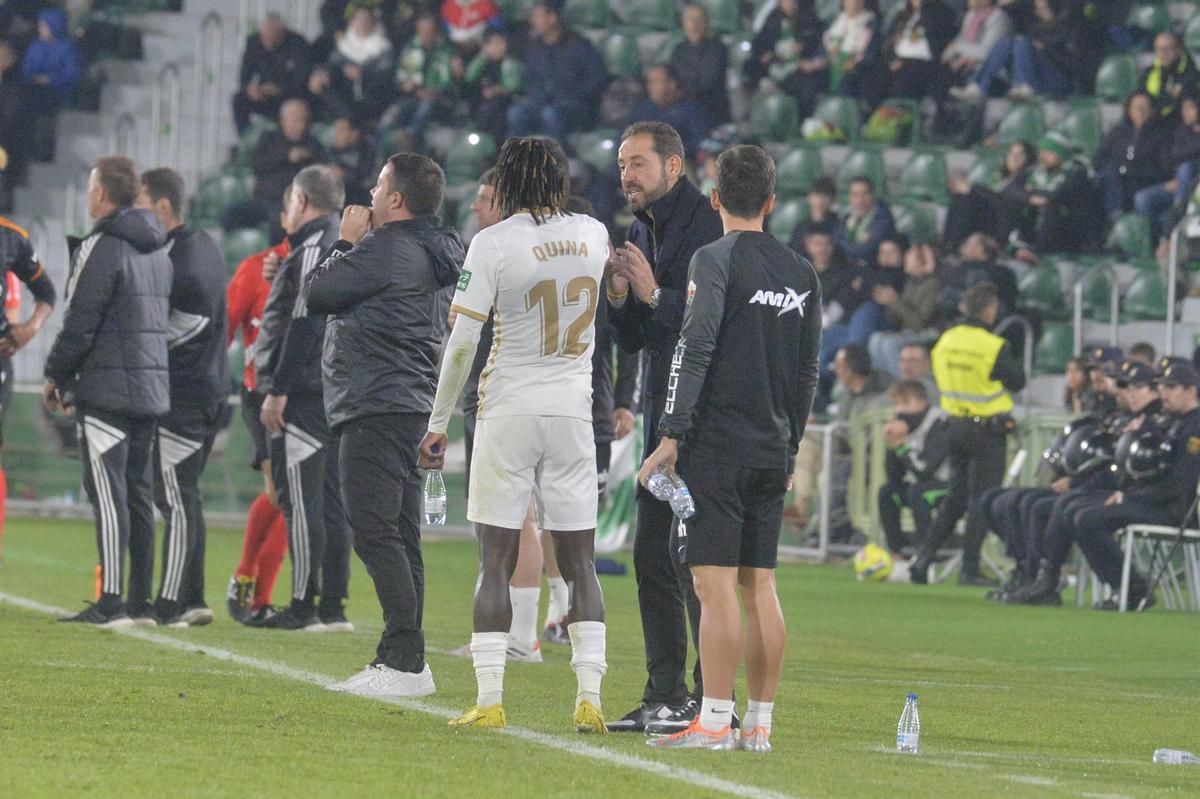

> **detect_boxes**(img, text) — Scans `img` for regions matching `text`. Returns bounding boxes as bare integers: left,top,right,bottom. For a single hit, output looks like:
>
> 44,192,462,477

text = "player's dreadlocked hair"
491,136,569,225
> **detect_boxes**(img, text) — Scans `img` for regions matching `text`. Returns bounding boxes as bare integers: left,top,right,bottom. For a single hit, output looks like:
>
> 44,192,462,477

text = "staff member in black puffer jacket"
306,153,464,697
44,156,172,627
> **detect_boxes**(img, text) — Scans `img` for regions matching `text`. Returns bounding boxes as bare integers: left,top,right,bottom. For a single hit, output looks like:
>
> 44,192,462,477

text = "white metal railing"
193,12,224,181
150,62,183,168
107,112,139,160
1165,214,1196,356
1071,261,1120,355
63,170,90,238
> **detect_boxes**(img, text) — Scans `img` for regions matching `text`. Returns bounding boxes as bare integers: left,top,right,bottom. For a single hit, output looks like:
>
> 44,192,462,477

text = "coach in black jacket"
309,154,463,696
256,165,351,631
44,156,171,627
131,168,230,627
606,121,724,732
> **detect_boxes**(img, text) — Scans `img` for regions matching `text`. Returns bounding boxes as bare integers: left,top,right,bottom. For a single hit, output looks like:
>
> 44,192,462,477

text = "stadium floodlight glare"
468,133,481,146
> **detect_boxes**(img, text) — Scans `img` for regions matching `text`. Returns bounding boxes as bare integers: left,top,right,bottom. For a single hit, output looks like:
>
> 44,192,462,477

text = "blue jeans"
506,98,590,142
973,36,1070,97
1134,161,1197,220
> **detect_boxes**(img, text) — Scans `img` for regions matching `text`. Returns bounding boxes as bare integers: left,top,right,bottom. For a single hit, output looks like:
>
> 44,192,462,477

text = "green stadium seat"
1035,322,1075,374
774,146,824,199
1105,213,1153,258
1126,3,1172,36
223,228,270,272
813,96,861,143
1123,272,1170,320
1018,265,1068,320
1095,55,1139,103
835,146,887,197
749,92,798,142
993,104,1044,147
1187,14,1200,59
442,130,497,185
564,0,609,29
1054,101,1103,159
192,170,250,225
698,0,741,35
816,0,840,23
1076,268,1115,321
730,37,755,73
603,33,643,79
621,0,678,31
496,0,534,25
967,147,1005,187
892,202,939,245
768,198,808,243
896,150,949,203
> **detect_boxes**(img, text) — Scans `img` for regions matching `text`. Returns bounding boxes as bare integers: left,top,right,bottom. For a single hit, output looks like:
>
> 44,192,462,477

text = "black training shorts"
240,385,269,470
676,453,788,569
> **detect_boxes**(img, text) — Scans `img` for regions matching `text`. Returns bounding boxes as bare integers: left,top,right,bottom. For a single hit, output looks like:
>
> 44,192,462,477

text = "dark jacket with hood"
258,214,341,398
45,207,172,418
304,215,465,431
164,224,230,409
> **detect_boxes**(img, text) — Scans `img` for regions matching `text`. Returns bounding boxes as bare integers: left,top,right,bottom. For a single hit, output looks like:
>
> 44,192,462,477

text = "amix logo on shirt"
749,287,810,317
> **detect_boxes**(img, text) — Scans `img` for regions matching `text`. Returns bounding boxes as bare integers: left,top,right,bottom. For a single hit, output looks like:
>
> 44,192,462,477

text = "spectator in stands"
950,0,1072,102
870,242,943,376
326,115,375,205
247,98,322,224
788,176,838,256
823,0,879,102
625,65,710,159
878,379,950,561
939,0,1011,95
943,139,1034,250
463,30,521,145
898,342,938,398
21,8,81,159
879,0,957,104
744,0,828,122
441,0,500,49
377,12,456,151
308,4,395,120
1135,93,1200,235
0,39,26,190
1094,93,1172,221
870,235,908,295
1139,32,1199,127
506,0,607,143
1062,356,1095,414
940,232,1017,320
1015,131,1097,257
232,12,311,135
813,224,882,408
836,176,895,270
669,3,730,126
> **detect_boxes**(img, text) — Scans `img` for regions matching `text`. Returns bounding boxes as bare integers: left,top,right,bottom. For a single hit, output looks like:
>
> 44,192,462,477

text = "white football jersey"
451,211,609,422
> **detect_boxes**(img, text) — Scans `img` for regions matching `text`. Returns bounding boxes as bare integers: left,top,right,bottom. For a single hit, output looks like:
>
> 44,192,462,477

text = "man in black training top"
132,167,229,627
640,145,821,754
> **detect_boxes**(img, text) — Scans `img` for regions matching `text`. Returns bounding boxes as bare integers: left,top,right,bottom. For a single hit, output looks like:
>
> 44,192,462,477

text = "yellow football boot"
449,704,507,728
574,701,607,734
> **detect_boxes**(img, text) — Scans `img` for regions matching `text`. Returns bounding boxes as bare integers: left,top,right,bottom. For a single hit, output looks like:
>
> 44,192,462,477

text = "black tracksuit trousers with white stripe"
130,403,221,608
78,407,157,614
269,392,350,606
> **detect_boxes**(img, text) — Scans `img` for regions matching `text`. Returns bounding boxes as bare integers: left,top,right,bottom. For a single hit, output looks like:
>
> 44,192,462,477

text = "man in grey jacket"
310,153,465,698
44,156,172,627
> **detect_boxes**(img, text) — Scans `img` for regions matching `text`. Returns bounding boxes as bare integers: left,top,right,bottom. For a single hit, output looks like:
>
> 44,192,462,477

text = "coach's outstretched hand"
418,431,448,470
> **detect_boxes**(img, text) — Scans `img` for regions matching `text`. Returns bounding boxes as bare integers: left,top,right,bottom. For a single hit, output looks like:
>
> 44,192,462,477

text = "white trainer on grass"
327,663,436,698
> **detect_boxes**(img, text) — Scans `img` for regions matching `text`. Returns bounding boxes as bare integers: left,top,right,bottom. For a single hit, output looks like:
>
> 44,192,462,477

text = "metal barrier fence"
150,62,182,168
193,12,225,184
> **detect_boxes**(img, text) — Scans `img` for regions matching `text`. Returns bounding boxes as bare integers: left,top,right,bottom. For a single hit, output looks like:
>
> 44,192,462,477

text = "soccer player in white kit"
420,137,610,732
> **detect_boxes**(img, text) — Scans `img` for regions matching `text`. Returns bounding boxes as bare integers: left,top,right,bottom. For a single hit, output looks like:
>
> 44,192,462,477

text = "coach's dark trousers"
634,493,703,705
339,412,426,673
78,407,156,614
270,393,350,607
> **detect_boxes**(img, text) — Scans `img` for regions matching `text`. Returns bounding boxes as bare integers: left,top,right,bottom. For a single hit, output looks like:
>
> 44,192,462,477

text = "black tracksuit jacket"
164,224,229,409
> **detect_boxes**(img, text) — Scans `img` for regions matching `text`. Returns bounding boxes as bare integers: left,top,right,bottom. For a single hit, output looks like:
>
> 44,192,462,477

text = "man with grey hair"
254,165,351,630
232,11,312,135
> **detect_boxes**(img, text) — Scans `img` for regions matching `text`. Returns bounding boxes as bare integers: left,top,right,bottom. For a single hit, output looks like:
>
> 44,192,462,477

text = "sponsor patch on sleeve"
456,269,472,292
686,280,696,305
1187,436,1200,456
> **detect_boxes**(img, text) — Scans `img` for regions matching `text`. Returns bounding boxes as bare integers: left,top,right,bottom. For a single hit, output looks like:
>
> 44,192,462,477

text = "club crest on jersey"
457,269,472,291
686,280,696,305
749,287,809,317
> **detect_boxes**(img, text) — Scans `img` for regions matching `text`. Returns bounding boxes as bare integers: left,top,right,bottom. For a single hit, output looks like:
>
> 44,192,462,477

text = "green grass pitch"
0,517,1197,798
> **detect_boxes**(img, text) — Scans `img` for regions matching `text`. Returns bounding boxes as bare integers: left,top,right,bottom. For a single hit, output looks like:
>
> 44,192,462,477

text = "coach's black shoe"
153,598,188,628
227,574,255,623
59,602,133,628
249,601,324,631
127,601,159,627
244,605,277,626
606,702,672,733
318,600,355,633
957,571,999,588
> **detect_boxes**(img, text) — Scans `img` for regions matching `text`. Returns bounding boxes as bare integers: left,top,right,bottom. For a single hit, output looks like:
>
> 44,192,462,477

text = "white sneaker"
328,664,436,698
181,607,215,626
888,560,911,584
1007,83,1034,101
506,639,543,663
949,83,983,102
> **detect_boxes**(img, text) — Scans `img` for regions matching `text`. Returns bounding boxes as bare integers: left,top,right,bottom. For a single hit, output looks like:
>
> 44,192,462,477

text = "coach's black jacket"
45,207,172,418
592,292,639,448
304,215,465,431
258,214,340,398
164,224,230,409
608,176,723,467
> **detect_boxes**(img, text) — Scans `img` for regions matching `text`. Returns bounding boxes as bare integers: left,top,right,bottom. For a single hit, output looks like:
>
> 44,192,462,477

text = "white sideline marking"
0,591,797,799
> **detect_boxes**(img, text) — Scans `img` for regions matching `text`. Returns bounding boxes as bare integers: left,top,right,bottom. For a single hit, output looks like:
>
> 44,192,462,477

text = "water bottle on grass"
897,693,920,754
1153,749,1200,764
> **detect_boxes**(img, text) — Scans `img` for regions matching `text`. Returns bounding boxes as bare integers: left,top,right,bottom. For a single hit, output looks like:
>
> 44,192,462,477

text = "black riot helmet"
1044,417,1097,472
1121,428,1172,483
1062,424,1116,477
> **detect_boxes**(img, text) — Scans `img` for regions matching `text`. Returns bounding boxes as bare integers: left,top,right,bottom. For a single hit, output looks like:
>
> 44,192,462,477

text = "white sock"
567,620,606,707
699,696,735,733
470,632,507,707
744,700,774,734
545,576,569,626
507,586,540,650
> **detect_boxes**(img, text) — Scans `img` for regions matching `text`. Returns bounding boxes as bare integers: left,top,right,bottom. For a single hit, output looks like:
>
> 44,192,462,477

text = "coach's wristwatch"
648,287,662,310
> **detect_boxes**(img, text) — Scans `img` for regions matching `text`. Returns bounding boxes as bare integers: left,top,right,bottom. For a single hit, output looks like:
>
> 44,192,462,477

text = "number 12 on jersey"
525,276,598,358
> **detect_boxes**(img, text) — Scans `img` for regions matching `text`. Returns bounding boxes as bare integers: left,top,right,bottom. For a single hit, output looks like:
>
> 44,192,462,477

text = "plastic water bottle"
647,470,676,503
666,472,696,520
423,471,447,526
897,693,920,753
1153,749,1200,764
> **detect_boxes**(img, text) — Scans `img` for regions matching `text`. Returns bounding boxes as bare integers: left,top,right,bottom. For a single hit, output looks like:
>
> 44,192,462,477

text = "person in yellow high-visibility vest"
912,282,1026,586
